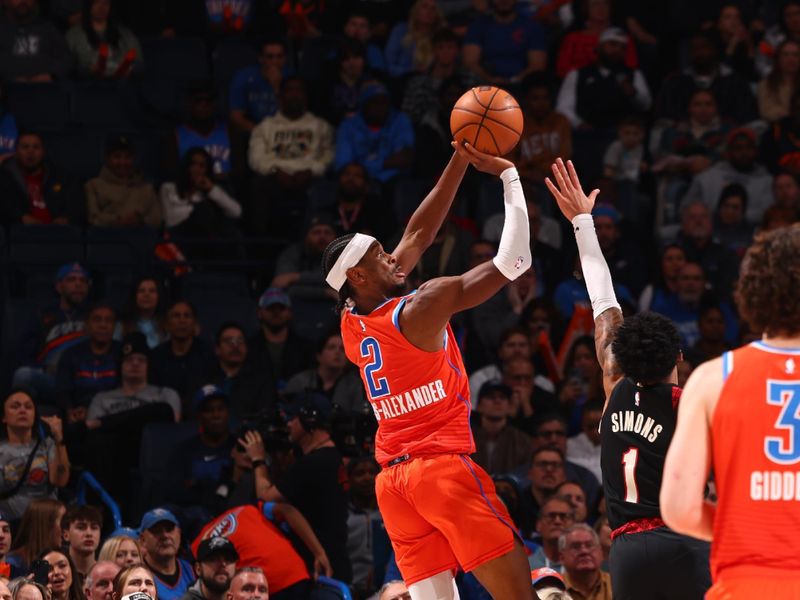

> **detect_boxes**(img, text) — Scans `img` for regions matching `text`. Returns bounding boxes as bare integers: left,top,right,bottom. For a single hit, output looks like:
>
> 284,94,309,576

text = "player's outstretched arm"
391,147,469,276
661,358,720,541
401,143,531,349
546,158,624,403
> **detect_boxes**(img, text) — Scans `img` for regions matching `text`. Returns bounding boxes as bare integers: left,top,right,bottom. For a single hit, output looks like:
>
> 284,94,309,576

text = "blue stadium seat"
212,38,259,87
195,297,258,343
141,37,209,81
8,224,84,265
42,131,105,181
137,422,198,510
181,271,252,302
6,83,71,130
0,298,40,389
288,297,338,344
71,81,139,129
311,577,353,600
85,226,158,268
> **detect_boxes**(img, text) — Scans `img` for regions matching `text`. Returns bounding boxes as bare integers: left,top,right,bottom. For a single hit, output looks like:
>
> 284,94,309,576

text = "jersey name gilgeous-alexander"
340,292,474,466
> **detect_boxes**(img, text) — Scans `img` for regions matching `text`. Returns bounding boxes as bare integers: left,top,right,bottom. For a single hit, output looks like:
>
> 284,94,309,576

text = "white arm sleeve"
492,167,532,281
571,213,621,319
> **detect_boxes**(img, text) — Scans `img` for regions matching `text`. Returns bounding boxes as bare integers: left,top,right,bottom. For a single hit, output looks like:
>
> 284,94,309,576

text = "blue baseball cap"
592,204,621,224
358,81,389,105
258,287,291,308
55,262,89,283
193,384,228,412
139,508,179,532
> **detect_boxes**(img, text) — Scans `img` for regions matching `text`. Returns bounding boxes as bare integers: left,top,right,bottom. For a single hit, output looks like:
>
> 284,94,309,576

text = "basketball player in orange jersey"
322,142,538,600
661,223,800,599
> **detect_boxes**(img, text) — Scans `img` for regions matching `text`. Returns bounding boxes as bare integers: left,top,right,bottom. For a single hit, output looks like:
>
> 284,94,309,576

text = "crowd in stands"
0,0,798,598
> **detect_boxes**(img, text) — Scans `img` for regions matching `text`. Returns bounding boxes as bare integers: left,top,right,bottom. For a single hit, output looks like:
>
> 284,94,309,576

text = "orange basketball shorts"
375,454,517,586
707,577,800,599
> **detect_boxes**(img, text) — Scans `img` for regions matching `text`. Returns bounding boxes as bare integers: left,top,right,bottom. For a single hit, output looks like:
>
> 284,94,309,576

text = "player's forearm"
571,214,620,319
280,505,327,557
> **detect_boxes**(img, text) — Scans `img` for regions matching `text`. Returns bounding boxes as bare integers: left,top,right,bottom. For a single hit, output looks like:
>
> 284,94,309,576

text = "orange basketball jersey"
341,292,474,466
711,341,800,581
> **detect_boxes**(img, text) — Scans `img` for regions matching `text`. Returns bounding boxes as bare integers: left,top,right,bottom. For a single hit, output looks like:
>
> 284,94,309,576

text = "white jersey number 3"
622,447,640,503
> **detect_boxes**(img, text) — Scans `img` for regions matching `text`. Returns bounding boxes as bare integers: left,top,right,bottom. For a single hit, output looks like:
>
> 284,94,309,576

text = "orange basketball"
450,86,523,156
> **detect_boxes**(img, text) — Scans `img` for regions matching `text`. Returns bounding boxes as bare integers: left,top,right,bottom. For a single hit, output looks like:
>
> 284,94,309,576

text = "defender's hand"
451,141,514,177
545,158,599,221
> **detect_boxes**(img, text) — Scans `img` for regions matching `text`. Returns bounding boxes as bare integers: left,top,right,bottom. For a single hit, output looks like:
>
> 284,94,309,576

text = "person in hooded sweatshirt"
85,135,162,229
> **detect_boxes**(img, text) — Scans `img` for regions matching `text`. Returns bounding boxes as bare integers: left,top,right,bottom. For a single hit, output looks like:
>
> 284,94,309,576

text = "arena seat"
195,297,258,343
311,576,353,600
42,130,105,181
71,81,140,129
212,38,259,87
181,270,252,302
141,37,209,81
6,83,71,130
137,421,198,510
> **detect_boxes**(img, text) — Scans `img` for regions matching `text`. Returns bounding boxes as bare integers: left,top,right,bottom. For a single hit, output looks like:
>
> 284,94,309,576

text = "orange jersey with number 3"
341,292,474,466
711,342,800,582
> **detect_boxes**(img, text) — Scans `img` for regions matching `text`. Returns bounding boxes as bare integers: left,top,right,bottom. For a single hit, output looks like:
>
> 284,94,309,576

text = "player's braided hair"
611,312,681,385
322,233,357,313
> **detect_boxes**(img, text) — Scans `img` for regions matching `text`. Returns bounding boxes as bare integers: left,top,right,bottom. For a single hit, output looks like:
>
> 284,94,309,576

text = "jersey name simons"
370,379,447,421
610,410,664,443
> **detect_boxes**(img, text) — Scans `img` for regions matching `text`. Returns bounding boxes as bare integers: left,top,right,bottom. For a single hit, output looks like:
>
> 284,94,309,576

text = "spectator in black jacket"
246,288,312,390
0,132,82,226
0,0,71,81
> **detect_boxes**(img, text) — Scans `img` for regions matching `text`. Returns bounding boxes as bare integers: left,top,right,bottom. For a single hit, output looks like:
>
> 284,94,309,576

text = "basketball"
450,86,524,156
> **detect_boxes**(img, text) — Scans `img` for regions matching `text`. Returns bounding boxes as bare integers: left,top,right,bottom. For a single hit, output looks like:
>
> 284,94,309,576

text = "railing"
75,471,123,530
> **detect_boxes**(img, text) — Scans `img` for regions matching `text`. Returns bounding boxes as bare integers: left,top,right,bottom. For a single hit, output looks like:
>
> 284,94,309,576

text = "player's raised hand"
451,140,514,176
545,158,599,221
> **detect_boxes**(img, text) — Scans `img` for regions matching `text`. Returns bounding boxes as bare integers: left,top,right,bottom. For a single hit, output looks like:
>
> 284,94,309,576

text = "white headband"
325,233,377,291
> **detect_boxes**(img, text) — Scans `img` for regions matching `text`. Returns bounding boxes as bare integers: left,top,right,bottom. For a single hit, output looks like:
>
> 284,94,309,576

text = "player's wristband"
252,459,267,470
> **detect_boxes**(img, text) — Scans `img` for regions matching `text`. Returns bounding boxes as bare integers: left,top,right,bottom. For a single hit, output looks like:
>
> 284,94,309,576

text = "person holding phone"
0,389,69,521
40,548,85,600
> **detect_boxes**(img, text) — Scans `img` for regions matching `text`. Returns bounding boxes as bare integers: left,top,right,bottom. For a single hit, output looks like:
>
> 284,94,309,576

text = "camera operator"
239,393,352,584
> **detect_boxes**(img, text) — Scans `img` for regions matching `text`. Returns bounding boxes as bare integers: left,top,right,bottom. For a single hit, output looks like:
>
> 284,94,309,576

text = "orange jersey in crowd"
711,342,800,581
341,292,474,466
192,503,309,593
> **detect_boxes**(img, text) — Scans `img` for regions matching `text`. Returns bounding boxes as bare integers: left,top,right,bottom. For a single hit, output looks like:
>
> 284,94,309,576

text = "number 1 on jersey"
360,337,390,400
622,447,639,503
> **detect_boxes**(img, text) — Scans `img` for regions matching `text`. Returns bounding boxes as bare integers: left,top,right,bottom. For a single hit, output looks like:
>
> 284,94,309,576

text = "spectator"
656,31,757,124
138,510,194,600
684,128,773,226
334,81,414,183
0,131,82,226
0,513,10,577
756,0,800,77
5,498,64,576
0,581,8,600
329,163,390,238
112,564,158,599
150,301,216,403
0,391,69,522
602,116,647,217
249,76,334,236
462,0,547,85
713,182,753,257
638,244,687,312
179,538,236,600
65,0,142,79
760,203,798,230
55,303,120,413
40,548,85,600
229,39,287,132
401,28,476,125
556,481,589,524
341,11,385,73
271,213,337,303
763,88,800,175
502,356,559,432
711,3,756,81
85,135,162,229
566,402,603,483
87,333,181,422
60,505,102,581
97,536,141,568
7,581,48,600
0,84,18,162
590,205,647,296
282,332,367,414
167,82,232,180
242,392,352,582
530,567,568,600
555,0,638,78
167,386,234,514
773,171,800,217
318,39,369,126
411,76,465,178
247,288,312,390
557,27,651,130
518,447,567,536
512,75,572,184
675,201,740,300
757,40,800,122
558,524,612,600
553,255,635,320
377,581,410,600
384,0,445,79
160,148,242,258
194,508,322,598
471,380,533,475
83,561,120,600
530,413,600,505
0,0,71,81
345,456,385,598
116,277,167,349
528,496,574,570
685,304,730,365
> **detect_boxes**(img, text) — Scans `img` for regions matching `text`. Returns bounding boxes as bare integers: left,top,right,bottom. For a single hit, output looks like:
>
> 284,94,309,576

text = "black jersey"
600,378,679,530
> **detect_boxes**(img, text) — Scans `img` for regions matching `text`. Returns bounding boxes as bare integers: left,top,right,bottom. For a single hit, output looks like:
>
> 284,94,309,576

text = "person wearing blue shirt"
334,81,414,183
0,108,17,162
139,509,196,600
229,39,288,132
462,0,547,84
384,0,446,79
172,82,232,178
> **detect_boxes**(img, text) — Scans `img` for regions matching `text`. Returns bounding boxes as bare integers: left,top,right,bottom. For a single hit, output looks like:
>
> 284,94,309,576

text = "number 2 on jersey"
360,337,390,400
622,447,640,503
